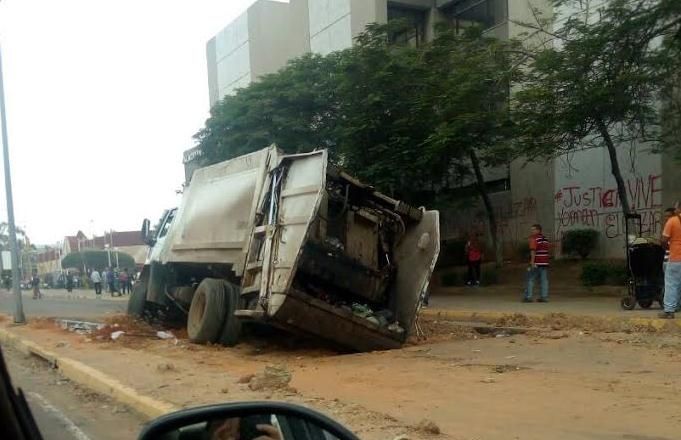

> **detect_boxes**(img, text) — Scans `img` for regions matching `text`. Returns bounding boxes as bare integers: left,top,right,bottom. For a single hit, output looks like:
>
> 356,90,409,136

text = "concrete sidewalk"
428,284,664,319
11,289,128,301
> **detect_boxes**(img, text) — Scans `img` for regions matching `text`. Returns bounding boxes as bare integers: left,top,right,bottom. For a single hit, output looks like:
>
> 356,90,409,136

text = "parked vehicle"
129,146,440,351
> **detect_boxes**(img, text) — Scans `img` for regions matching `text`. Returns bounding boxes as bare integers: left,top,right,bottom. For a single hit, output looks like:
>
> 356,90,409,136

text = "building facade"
203,0,681,259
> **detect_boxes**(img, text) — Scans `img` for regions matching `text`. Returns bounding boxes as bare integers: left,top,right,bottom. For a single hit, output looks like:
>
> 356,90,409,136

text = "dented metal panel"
161,148,273,274
266,150,327,316
391,210,440,335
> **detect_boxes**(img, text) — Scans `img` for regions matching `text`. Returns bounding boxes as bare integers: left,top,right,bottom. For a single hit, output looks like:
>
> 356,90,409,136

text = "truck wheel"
128,282,147,317
188,278,227,343
218,282,242,347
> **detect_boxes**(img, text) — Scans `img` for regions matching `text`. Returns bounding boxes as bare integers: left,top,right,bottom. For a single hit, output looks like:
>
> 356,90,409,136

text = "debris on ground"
544,332,569,340
409,317,476,345
415,419,441,435
248,365,292,391
27,317,57,330
157,362,176,372
110,331,125,340
156,331,175,340
237,374,255,384
55,341,69,348
481,377,496,384
493,364,524,374
496,313,531,327
57,319,106,334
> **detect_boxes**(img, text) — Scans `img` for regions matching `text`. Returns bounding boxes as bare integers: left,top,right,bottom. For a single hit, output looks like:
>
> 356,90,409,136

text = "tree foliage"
195,54,339,164
513,0,681,214
0,222,32,251
61,250,136,271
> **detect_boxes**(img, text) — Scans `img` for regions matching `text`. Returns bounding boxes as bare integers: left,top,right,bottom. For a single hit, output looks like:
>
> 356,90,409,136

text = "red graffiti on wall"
554,174,663,240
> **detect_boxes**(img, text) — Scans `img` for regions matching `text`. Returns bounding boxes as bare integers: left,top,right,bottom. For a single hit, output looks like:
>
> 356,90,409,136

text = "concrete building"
206,0,517,107
202,0,681,259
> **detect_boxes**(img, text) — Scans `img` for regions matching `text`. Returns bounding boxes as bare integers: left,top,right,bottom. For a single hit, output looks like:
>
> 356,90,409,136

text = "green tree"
61,250,136,272
419,27,521,266
513,0,681,215
195,53,339,164
329,22,438,201
0,222,31,251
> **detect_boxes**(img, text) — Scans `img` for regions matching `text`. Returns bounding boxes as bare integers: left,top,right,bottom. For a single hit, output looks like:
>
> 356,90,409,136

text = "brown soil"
5,314,681,440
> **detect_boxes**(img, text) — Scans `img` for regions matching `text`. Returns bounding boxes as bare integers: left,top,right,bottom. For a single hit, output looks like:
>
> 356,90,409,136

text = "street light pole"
0,44,25,323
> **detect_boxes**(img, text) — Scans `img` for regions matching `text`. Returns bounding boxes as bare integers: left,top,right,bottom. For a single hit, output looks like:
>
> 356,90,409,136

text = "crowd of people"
89,267,135,297
23,266,137,299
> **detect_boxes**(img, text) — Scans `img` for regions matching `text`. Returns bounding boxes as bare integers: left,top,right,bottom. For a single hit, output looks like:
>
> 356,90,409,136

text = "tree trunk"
469,150,503,268
596,120,632,215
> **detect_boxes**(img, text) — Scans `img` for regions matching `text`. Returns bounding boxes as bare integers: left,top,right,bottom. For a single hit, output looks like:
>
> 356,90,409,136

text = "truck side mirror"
141,219,153,245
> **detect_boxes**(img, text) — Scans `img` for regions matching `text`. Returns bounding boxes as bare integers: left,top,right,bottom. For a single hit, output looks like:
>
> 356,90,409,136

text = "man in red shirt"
523,224,550,303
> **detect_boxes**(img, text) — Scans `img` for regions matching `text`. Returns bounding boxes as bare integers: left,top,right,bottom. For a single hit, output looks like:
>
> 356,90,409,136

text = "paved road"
0,290,126,321
3,345,146,440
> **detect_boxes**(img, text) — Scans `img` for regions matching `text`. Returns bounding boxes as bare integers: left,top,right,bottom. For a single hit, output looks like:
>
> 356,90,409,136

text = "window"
387,5,428,46
443,0,508,32
158,208,177,239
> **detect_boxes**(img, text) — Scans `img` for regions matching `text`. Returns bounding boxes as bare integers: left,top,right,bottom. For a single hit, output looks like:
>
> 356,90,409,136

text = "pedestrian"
31,270,42,299
119,269,129,295
127,269,134,293
662,207,675,273
65,271,74,293
659,202,681,319
465,233,483,287
91,269,102,297
106,268,117,296
522,224,550,303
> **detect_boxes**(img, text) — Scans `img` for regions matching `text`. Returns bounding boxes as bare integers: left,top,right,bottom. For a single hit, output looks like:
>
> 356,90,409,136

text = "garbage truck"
129,146,439,351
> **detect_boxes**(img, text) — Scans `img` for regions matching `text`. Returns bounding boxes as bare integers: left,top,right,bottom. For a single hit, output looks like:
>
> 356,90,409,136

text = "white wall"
554,146,663,258
214,12,252,99
308,0,353,55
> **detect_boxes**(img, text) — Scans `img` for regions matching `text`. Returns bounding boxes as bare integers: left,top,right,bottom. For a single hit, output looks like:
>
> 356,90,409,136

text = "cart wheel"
621,296,636,310
638,299,653,309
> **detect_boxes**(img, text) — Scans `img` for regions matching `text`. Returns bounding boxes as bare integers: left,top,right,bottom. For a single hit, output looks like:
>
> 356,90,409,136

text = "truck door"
256,150,328,316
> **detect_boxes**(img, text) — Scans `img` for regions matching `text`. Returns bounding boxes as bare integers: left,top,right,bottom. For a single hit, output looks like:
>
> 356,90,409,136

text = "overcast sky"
0,0,257,244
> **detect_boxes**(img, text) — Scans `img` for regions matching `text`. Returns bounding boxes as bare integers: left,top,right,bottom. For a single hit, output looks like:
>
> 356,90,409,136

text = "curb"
0,327,178,419
419,308,681,331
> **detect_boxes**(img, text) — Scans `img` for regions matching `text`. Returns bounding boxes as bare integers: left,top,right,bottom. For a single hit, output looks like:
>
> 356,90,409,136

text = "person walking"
465,233,483,287
126,269,134,293
119,269,129,295
106,268,117,296
65,271,74,293
522,224,550,303
91,269,102,297
659,203,681,319
31,270,42,299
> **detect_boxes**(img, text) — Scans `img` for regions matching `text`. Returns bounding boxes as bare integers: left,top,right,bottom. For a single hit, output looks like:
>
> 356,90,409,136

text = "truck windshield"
158,209,177,239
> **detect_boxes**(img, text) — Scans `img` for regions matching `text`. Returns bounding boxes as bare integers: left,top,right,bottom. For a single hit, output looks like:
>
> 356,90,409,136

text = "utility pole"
0,44,25,323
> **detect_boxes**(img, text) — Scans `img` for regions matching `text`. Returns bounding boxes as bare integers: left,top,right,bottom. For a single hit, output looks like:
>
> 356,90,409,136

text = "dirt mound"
410,316,476,345
495,313,531,327
27,317,57,330
248,365,292,391
91,314,160,348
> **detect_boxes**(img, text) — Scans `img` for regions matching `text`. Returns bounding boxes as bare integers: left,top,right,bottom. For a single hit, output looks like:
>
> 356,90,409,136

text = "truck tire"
128,281,147,317
188,278,227,343
218,282,242,347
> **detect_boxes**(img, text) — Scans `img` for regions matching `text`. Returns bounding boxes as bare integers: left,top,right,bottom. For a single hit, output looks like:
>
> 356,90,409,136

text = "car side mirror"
141,218,153,246
138,401,359,440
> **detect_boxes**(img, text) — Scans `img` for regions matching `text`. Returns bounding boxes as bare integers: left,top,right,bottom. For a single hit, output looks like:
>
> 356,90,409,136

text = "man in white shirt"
90,270,102,297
